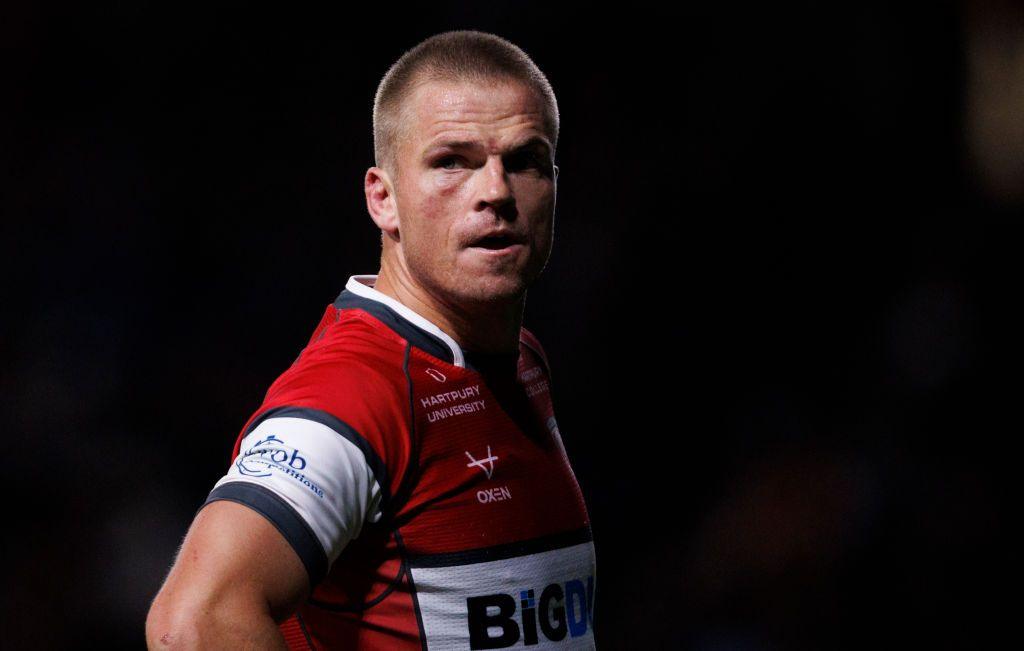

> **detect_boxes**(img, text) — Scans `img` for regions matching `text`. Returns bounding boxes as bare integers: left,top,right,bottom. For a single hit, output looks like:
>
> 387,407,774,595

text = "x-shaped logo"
465,445,499,479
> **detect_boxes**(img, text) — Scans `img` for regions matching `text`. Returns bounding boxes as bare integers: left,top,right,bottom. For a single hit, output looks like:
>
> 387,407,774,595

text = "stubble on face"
388,79,557,313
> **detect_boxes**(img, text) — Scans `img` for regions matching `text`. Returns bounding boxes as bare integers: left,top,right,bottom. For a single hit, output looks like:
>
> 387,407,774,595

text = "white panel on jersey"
212,416,383,565
410,542,597,650
346,274,466,368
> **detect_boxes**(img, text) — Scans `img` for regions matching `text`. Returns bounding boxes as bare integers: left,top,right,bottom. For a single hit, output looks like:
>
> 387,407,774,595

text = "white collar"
344,275,467,368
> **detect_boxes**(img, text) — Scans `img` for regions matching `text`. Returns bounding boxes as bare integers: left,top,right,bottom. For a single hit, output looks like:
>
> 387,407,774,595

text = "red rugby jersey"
204,275,596,650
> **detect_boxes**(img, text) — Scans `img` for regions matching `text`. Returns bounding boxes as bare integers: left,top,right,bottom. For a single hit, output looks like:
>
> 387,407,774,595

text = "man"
146,30,595,650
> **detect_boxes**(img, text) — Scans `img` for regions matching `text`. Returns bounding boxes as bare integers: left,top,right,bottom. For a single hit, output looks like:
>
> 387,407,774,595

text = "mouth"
471,234,521,250
465,231,528,258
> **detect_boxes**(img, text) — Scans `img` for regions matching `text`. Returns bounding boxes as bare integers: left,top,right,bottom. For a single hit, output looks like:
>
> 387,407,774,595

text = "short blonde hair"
372,30,559,176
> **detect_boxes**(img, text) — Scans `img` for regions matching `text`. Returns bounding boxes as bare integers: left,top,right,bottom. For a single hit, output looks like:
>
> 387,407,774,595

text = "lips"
467,231,525,250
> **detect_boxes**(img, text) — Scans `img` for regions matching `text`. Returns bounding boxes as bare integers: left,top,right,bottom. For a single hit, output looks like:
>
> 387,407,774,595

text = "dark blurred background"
2,1,1018,648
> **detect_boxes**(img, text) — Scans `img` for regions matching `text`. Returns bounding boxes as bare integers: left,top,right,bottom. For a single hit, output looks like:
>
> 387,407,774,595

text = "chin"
455,274,530,305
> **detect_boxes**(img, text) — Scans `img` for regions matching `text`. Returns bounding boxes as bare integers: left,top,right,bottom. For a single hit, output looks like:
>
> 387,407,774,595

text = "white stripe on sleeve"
212,416,383,565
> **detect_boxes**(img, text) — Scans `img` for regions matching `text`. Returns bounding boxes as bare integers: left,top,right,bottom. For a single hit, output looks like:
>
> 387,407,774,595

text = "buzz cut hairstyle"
372,30,559,177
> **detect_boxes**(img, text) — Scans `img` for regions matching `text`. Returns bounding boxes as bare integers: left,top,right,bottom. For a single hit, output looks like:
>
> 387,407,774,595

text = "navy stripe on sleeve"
203,481,329,588
241,405,392,513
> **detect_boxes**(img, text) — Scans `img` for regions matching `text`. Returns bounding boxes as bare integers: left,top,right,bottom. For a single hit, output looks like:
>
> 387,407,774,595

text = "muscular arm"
147,403,388,648
145,500,310,650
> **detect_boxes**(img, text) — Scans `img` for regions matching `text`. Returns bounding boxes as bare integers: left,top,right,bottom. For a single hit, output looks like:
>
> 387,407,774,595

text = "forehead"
403,80,550,149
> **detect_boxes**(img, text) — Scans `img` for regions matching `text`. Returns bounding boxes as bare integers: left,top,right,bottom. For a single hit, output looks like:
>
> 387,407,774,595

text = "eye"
505,151,551,175
435,155,464,170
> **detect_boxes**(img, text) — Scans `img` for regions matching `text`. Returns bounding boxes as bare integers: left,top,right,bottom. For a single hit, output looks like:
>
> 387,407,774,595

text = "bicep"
158,500,309,623
150,411,386,636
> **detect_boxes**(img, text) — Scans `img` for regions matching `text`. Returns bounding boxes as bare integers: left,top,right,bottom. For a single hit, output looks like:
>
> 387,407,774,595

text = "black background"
2,2,1016,648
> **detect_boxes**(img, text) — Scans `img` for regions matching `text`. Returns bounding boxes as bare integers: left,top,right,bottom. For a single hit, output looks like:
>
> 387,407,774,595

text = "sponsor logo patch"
467,576,596,649
235,434,324,499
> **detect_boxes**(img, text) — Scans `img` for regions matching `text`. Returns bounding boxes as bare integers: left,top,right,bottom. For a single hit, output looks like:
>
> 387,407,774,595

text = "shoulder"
267,307,409,409
231,306,415,493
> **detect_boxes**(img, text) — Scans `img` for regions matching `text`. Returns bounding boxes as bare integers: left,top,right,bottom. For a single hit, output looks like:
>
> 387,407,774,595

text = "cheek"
403,177,466,253
414,172,467,214
515,179,555,222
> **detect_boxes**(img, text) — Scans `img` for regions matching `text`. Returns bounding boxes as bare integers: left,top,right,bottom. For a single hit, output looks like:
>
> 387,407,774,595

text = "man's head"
372,31,559,180
365,31,559,311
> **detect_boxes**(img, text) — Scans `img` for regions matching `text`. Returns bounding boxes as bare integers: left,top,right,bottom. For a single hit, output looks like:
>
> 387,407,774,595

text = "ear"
365,166,399,240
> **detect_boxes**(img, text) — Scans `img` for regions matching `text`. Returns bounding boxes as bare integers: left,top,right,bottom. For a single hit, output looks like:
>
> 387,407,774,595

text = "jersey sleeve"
201,318,414,589
203,408,385,587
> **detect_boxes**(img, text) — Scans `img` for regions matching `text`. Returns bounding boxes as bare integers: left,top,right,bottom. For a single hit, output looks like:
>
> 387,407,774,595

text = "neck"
371,261,525,355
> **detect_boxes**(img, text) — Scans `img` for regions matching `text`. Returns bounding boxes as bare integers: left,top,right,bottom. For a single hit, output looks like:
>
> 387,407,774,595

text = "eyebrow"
423,136,552,158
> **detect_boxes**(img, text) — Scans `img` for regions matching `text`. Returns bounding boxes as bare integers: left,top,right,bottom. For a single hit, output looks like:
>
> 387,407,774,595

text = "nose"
475,155,516,219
